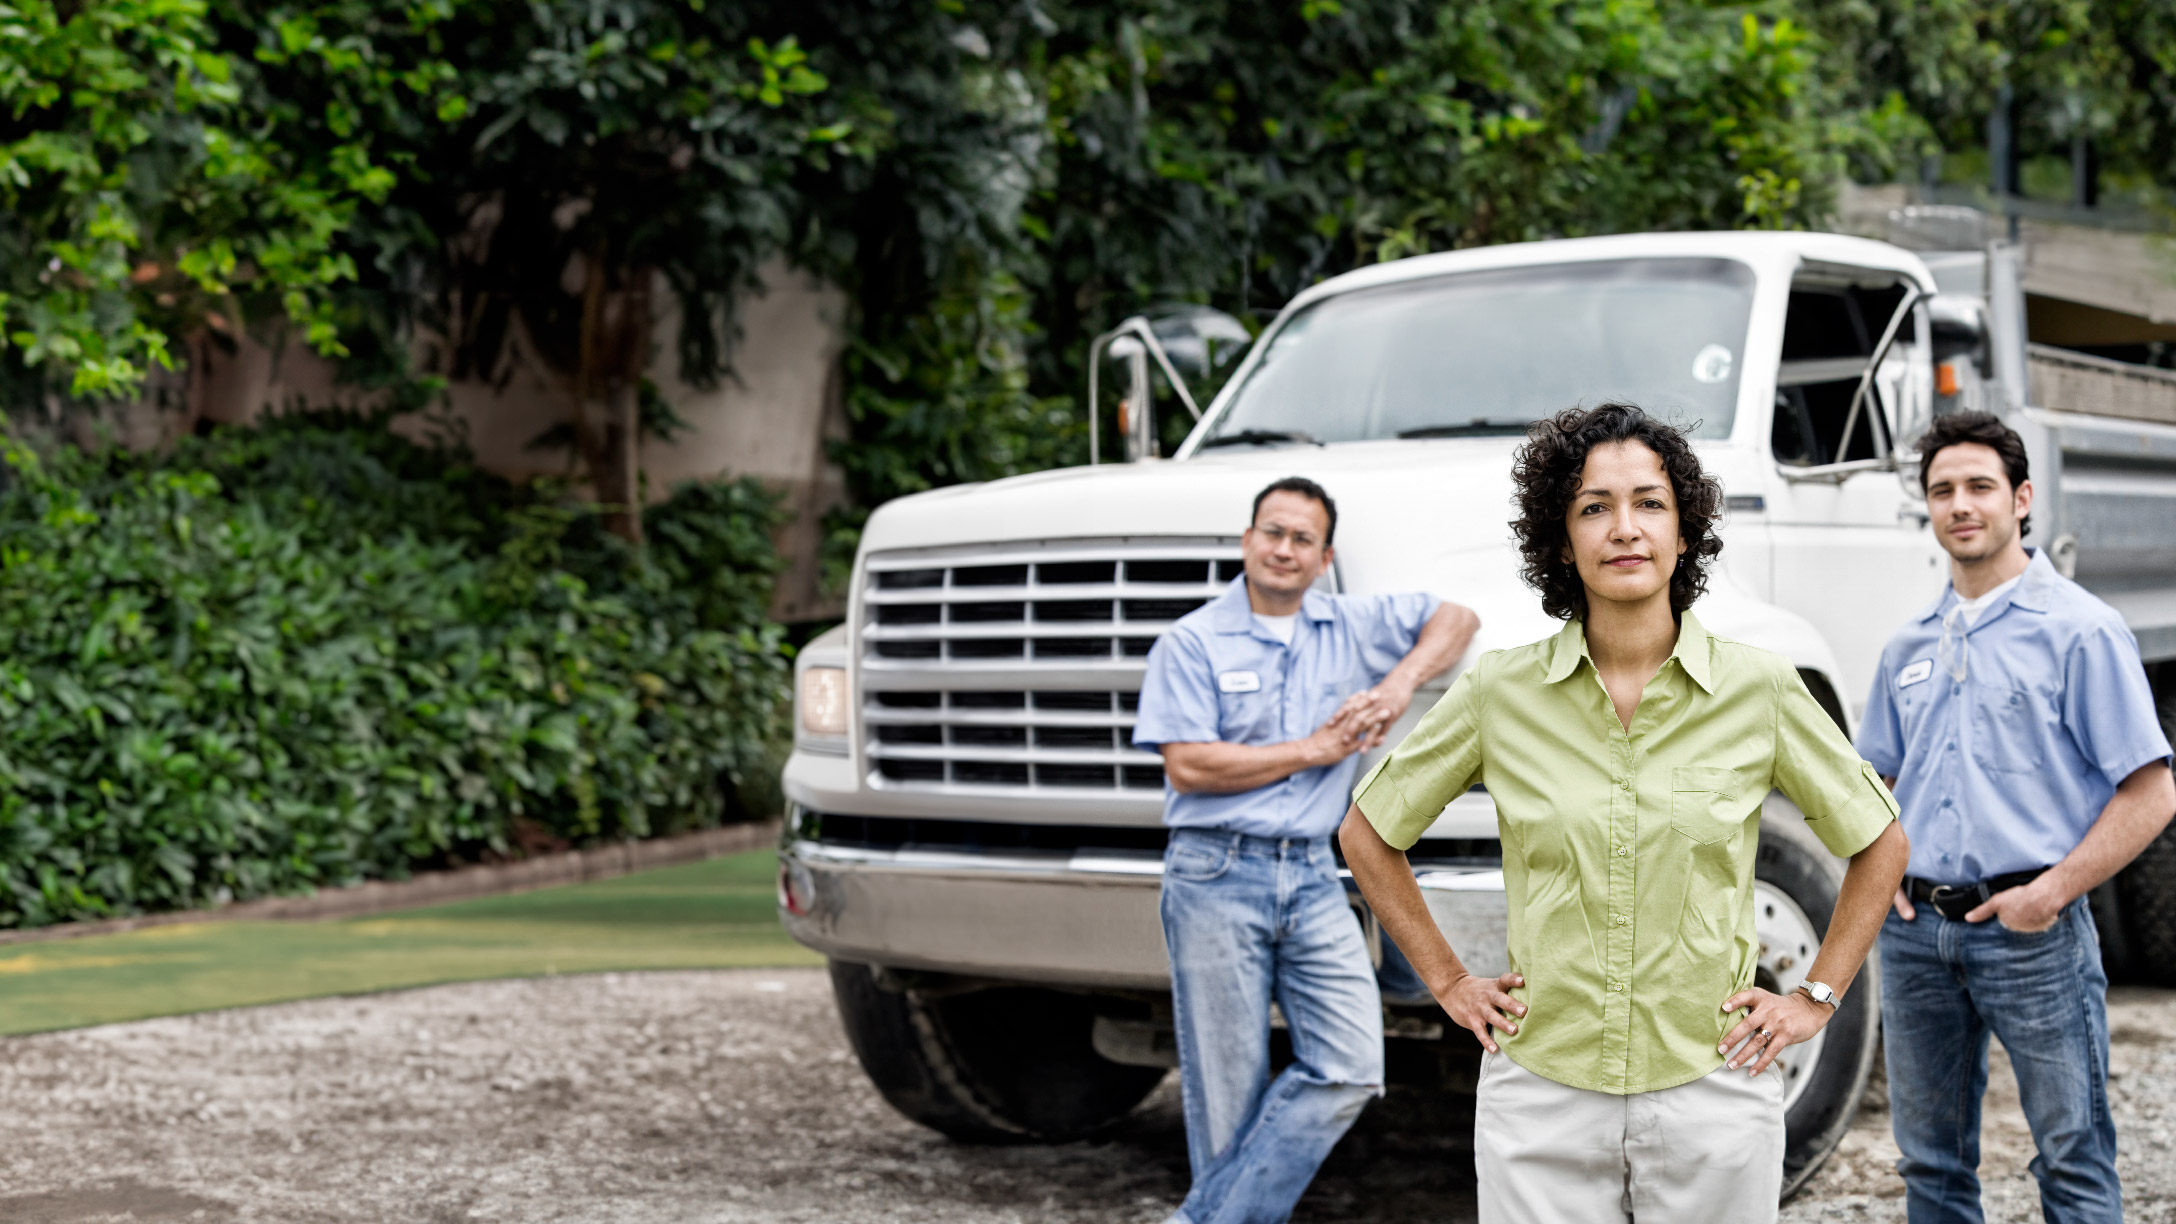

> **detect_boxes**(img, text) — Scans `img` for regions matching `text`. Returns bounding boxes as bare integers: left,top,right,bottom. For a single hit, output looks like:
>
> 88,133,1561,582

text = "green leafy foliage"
0,416,787,927
0,0,449,401
814,0,1870,540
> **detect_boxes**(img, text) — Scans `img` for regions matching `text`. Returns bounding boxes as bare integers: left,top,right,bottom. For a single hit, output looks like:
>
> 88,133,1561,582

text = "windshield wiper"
1197,429,1326,450
1395,418,1533,439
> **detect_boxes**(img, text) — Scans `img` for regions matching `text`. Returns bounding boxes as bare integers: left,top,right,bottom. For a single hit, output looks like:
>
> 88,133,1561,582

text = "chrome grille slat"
863,709,1137,728
866,744,1162,766
865,583,1231,603
865,621,1189,641
858,538,1243,795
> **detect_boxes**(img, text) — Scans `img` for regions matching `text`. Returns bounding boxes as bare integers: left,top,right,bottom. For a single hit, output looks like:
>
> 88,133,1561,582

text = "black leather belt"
1905,868,2049,921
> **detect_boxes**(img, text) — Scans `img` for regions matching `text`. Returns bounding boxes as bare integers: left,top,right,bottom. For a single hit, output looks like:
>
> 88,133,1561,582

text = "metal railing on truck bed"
2030,343,2176,427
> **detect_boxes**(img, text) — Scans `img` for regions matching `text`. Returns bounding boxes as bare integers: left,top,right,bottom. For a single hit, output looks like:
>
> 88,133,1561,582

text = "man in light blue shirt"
1134,475,1476,1224
1858,412,2174,1224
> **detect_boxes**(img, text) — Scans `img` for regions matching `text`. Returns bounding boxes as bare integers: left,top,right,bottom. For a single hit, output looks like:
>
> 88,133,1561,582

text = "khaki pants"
1474,1050,1784,1223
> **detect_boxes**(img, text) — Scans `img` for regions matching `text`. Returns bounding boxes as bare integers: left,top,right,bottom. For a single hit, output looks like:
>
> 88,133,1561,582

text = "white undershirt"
1952,572,2024,628
1254,612,1299,645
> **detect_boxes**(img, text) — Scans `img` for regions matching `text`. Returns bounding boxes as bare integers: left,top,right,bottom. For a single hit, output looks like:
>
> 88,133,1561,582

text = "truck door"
1763,269,1948,720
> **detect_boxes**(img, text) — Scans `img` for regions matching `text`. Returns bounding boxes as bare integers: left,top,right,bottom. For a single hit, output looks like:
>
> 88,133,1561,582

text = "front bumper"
778,827,1511,997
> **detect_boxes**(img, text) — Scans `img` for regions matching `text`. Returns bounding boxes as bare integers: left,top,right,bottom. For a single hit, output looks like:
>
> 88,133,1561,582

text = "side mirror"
1928,294,1990,375
1089,306,1250,464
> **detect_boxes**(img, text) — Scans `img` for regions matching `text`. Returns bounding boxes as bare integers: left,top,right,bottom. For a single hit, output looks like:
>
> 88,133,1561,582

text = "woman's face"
1562,440,1687,613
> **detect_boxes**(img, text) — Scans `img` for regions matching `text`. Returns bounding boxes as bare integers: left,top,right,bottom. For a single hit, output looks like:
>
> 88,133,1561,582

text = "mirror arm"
1834,287,1932,467
1114,316,1204,422
1087,316,1209,466
1087,330,1109,466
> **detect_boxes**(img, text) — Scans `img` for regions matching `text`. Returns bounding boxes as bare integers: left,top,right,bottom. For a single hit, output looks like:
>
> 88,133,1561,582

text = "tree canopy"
4,0,2174,553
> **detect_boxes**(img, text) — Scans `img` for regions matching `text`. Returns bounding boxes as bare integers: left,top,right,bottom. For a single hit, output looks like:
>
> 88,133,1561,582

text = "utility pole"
1989,83,2021,242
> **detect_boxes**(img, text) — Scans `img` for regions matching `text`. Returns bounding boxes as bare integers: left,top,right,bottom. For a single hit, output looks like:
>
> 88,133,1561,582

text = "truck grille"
860,539,1243,793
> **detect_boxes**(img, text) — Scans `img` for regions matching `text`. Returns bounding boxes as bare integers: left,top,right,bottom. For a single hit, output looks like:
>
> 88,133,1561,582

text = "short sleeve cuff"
1353,759,1433,851
2101,746,2174,791
1801,762,1900,859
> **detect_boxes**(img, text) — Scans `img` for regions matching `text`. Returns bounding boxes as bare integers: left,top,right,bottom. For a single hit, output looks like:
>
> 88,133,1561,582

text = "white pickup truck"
777,230,2176,1192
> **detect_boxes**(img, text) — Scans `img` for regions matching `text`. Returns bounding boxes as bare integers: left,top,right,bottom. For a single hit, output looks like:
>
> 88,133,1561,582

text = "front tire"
827,960,1166,1142
1756,826,1882,1199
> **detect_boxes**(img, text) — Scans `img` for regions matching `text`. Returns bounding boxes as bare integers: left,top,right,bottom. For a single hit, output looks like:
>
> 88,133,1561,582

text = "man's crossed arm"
1160,601,1479,795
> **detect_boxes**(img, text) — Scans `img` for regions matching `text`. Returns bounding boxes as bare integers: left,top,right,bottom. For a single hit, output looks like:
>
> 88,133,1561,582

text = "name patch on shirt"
1896,659,1933,689
1217,670,1262,694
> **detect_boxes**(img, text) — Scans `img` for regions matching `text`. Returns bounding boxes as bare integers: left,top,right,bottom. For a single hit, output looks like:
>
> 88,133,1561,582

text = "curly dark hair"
1510,403,1724,622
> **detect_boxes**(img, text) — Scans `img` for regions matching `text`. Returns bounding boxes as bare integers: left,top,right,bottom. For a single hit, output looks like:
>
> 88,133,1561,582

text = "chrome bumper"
778,836,1510,994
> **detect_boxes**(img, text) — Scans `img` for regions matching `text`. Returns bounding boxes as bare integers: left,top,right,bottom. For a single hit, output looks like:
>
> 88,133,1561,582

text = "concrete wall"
139,260,848,622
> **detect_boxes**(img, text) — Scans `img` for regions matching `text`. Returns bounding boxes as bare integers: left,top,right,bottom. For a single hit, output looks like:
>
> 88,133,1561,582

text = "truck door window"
1773,281,1916,467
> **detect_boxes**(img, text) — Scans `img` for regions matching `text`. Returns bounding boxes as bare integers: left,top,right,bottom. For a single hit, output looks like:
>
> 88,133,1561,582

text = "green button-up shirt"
1353,612,1897,1095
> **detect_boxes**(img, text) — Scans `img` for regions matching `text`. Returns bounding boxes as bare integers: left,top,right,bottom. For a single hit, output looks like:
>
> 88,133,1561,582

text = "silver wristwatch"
1796,980,1839,1009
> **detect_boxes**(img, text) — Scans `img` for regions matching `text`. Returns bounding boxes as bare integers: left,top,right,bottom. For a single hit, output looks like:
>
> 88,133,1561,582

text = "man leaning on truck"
1858,411,2176,1224
1132,476,1478,1224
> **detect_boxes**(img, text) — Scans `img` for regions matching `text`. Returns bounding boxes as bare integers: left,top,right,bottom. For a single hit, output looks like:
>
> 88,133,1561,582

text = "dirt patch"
0,971,2169,1222
0,1181,235,1224
1782,986,2176,1224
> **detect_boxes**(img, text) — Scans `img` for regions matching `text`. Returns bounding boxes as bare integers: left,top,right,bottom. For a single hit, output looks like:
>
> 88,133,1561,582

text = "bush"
0,414,789,928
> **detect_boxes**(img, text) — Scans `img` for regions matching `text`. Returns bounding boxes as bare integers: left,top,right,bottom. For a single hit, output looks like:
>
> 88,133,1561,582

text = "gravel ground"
0,969,2168,1223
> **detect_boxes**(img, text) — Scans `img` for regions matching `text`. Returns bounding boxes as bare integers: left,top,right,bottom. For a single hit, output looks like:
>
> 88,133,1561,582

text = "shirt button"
1617,845,1630,857
1612,982,1625,992
1615,915,1628,926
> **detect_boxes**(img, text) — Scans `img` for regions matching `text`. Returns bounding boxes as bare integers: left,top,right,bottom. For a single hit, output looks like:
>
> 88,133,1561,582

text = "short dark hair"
1917,410,2031,538
1251,476,1338,545
1511,403,1723,621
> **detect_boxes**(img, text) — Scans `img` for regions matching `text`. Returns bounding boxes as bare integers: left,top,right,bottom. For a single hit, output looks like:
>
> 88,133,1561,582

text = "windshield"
1200,258,1756,447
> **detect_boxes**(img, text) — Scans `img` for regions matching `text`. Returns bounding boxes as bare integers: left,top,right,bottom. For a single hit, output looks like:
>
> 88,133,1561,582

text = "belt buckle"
1928,883,1980,920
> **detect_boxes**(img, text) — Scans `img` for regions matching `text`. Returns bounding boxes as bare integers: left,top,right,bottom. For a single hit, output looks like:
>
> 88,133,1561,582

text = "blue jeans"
1879,897,2119,1224
1161,829,1384,1224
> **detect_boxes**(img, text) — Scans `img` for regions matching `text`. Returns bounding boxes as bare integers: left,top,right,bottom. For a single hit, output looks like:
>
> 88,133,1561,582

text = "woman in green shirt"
1342,403,1908,1222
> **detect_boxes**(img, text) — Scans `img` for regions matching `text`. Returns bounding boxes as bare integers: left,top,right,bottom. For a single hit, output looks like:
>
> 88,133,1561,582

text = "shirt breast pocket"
1971,685,2045,776
1217,689,1280,745
1670,766,1745,846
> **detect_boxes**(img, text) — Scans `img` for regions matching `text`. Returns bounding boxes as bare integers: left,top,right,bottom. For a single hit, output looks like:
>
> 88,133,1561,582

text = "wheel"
2111,685,2176,986
1755,826,1882,1199
826,960,1166,1142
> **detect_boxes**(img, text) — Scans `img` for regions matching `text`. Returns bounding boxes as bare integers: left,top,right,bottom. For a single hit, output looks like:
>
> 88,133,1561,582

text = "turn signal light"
798,666,848,737
1936,362,1961,396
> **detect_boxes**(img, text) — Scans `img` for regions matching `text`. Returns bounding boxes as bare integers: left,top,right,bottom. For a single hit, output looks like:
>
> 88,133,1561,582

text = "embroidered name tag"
1897,659,1933,688
1218,670,1262,694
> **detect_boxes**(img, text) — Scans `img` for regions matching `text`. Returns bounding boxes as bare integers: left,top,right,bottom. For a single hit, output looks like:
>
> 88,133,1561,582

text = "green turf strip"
0,849,820,1036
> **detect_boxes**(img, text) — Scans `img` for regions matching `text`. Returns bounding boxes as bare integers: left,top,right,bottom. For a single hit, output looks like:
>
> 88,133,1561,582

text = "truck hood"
861,439,1557,652
859,438,1820,673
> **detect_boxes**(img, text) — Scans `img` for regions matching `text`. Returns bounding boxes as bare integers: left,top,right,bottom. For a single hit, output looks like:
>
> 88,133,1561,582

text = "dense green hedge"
0,414,788,927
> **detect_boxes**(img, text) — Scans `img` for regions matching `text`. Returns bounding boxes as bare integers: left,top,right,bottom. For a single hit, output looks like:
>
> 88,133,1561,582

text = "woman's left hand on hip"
1717,988,1831,1076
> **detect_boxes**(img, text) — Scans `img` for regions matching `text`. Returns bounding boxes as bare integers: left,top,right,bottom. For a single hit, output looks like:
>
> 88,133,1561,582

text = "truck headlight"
798,666,849,741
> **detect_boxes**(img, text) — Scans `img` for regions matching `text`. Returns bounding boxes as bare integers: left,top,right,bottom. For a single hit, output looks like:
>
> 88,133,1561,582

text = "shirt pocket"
1970,685,2045,776
1669,766,1745,846
1216,688,1280,745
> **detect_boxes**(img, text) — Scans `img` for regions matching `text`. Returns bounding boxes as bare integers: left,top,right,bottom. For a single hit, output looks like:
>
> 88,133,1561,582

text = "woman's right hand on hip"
1434,971,1527,1054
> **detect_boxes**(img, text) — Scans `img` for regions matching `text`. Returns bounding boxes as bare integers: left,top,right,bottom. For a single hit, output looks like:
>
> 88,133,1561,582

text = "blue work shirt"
1856,548,2172,884
1133,576,1441,839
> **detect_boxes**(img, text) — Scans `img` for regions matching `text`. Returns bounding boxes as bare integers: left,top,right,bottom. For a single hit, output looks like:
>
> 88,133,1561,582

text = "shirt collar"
1541,610,1717,695
1916,547,2056,624
1210,575,1336,634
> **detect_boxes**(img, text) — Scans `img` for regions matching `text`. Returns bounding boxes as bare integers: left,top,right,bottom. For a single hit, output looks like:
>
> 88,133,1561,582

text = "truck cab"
778,230,2176,1190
